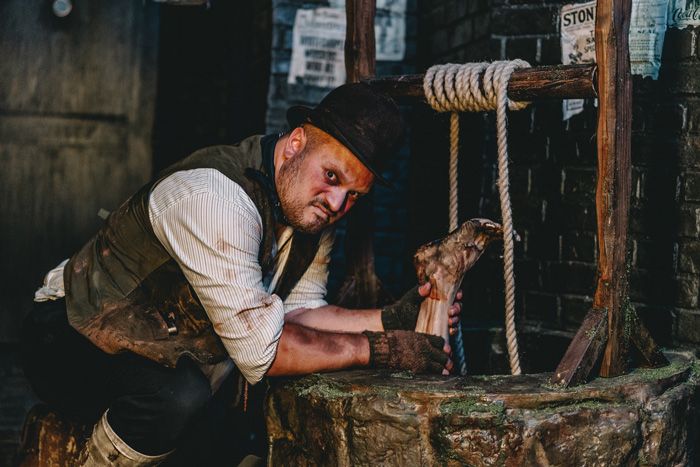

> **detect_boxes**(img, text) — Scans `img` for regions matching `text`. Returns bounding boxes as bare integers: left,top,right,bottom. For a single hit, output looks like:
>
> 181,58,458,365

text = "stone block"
491,6,559,36
543,261,596,295
539,37,561,65
505,37,538,63
561,167,596,204
431,29,450,56
561,230,595,262
472,12,490,39
267,353,700,466
662,27,697,61
675,308,700,343
674,274,699,308
523,291,559,323
561,294,593,329
678,240,700,273
654,102,688,134
678,204,700,237
450,19,473,49
685,173,700,202
659,62,700,95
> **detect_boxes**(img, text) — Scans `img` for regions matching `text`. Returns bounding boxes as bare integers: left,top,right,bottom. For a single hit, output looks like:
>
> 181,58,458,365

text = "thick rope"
423,61,529,376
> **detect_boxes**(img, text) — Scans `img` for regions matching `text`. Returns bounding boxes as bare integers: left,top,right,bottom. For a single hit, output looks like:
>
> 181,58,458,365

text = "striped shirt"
38,168,333,385
150,168,333,384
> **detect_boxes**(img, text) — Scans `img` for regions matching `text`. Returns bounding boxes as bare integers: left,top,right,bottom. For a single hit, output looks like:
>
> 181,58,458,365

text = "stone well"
266,343,700,466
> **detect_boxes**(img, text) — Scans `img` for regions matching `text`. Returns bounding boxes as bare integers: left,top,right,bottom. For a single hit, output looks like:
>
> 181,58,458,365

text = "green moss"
291,374,354,400
440,397,505,418
633,360,688,381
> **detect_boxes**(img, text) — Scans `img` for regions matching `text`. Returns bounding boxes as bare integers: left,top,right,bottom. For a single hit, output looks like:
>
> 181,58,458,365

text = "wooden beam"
336,0,391,308
594,0,634,378
630,312,669,367
362,64,597,101
551,307,608,387
345,0,376,83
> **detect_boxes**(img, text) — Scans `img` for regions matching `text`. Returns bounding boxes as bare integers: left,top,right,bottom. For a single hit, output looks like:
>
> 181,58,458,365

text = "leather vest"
64,135,322,367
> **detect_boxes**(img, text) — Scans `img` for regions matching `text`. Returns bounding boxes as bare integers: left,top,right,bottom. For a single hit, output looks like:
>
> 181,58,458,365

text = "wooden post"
345,0,376,83
336,0,393,308
594,0,633,377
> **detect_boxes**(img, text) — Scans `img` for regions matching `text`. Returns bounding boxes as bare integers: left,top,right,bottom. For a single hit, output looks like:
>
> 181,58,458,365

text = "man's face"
276,126,374,234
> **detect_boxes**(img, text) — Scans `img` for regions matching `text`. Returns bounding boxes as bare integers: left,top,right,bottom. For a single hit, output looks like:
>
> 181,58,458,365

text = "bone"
414,218,503,342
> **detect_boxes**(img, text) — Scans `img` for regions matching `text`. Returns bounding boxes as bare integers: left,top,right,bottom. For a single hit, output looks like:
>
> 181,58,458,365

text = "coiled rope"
423,60,530,376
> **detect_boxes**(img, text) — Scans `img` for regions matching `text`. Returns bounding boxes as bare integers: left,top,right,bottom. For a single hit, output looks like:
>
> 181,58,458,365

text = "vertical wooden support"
337,0,393,308
344,0,376,82
594,0,633,377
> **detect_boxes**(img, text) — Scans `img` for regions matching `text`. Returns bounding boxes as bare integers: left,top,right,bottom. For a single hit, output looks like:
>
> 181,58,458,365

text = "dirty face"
276,125,374,234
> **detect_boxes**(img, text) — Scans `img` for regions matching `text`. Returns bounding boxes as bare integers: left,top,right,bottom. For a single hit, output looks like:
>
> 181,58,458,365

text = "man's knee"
161,358,211,423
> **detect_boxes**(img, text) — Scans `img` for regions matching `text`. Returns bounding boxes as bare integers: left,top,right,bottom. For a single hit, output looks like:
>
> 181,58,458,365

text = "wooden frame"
343,0,667,386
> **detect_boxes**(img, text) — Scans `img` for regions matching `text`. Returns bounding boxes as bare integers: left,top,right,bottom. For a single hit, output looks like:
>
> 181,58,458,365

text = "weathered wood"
336,0,390,308
362,64,597,101
630,313,670,367
16,404,91,466
551,307,608,386
594,0,634,378
0,0,158,342
344,0,376,83
413,219,502,341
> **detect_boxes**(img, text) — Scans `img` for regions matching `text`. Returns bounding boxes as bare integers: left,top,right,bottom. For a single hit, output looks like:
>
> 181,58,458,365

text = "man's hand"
363,330,453,374
381,284,463,334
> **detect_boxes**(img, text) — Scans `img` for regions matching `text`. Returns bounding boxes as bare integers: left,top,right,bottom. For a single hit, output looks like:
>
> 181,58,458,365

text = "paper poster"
630,0,669,79
560,0,596,120
668,0,700,28
287,2,407,87
288,8,347,88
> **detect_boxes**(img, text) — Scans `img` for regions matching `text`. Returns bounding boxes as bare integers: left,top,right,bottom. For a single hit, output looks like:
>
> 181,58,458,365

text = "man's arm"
266,322,369,376
284,305,382,332
267,322,454,376
284,284,463,333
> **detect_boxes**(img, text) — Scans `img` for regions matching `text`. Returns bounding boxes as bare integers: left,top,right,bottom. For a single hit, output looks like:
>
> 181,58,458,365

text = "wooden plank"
594,0,634,378
345,0,376,83
551,307,608,386
0,0,158,342
630,312,669,367
362,64,597,101
336,0,392,308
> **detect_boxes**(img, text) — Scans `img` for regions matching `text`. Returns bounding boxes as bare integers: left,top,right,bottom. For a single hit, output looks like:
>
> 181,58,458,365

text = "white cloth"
36,168,333,386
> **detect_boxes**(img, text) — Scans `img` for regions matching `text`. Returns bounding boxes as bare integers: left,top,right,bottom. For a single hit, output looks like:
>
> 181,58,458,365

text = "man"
21,83,461,466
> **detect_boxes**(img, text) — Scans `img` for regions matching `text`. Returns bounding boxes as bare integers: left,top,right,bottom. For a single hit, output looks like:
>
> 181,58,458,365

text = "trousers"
20,299,266,463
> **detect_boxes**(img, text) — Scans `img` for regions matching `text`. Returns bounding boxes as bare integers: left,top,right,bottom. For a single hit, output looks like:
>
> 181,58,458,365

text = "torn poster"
560,0,596,121
630,0,669,79
327,0,407,61
668,0,700,28
288,8,346,88
288,3,407,88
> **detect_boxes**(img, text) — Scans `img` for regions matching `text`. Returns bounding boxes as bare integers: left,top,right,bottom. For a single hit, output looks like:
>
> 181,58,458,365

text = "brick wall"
266,0,419,297
415,0,700,348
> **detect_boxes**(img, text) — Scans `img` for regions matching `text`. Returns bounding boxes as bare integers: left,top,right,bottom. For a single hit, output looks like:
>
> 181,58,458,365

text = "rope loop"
423,60,529,376
423,60,531,114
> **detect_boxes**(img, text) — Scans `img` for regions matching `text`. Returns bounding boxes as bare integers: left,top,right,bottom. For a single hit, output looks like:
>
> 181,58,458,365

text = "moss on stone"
439,397,506,418
291,374,354,400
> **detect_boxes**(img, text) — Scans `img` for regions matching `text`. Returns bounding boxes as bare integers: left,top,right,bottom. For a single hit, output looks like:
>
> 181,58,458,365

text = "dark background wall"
413,0,700,351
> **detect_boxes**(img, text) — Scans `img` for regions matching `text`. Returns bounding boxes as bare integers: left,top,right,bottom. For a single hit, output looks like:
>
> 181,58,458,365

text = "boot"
78,411,172,466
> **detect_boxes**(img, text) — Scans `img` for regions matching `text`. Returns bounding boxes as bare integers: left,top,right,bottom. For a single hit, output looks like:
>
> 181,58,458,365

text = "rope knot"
423,60,531,113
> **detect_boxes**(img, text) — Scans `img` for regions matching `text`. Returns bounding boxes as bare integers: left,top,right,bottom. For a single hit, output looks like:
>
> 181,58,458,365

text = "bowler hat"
286,83,402,186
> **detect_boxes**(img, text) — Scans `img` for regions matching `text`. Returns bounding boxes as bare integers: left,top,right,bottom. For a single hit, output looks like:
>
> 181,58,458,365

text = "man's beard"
276,149,333,234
